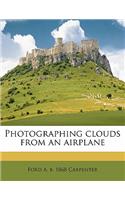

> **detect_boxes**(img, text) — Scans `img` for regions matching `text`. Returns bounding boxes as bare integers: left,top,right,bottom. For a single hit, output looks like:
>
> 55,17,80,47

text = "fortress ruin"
19,37,112,74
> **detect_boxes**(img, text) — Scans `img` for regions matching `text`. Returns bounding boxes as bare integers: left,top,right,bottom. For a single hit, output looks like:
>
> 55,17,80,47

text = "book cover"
0,19,125,181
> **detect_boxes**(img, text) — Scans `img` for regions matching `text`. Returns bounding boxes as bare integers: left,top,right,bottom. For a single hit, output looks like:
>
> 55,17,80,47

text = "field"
1,61,125,125
2,111,125,125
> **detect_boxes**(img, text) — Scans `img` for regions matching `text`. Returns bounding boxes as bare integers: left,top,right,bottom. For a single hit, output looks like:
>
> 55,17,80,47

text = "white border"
0,182,125,200
0,0,125,19
0,0,125,199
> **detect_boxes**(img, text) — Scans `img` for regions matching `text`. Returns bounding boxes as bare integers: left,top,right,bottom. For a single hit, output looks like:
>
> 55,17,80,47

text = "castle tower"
80,40,99,53
54,37,63,46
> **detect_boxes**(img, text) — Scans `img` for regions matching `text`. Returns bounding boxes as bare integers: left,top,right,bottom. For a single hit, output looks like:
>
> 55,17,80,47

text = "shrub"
43,69,49,75
37,110,43,114
15,91,20,95
36,99,40,104
30,73,35,77
5,103,10,108
27,91,32,95
16,104,21,109
0,81,3,85
20,81,24,85
117,106,123,111
54,73,59,78
7,115,15,120
31,96,36,100
106,93,112,99
8,97,15,104
36,99,46,104
100,108,104,111
64,74,71,80
8,87,17,95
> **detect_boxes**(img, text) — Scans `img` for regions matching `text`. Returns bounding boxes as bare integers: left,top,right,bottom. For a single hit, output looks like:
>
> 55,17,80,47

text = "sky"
0,19,125,81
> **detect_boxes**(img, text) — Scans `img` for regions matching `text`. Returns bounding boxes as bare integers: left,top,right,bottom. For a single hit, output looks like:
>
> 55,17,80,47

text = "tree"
106,93,112,99
8,97,15,104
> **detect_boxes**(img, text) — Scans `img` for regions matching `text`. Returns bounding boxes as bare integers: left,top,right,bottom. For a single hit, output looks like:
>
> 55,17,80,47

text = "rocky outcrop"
82,49,112,75
98,54,112,74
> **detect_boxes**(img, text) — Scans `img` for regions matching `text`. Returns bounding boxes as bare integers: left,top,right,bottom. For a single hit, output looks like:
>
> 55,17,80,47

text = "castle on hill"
19,37,112,74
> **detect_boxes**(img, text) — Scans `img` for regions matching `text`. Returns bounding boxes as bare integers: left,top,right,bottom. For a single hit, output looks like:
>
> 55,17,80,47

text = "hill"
1,61,125,125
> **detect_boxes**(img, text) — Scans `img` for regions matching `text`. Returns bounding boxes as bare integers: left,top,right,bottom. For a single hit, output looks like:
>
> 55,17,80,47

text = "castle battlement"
19,37,112,74
19,37,111,72
80,40,99,52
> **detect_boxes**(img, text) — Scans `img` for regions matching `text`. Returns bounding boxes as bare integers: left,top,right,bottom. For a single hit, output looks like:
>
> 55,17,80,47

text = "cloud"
102,48,125,82
51,20,86,43
0,20,37,77
116,20,125,28
0,20,6,31
1,32,22,59
0,58,18,77
13,34,36,55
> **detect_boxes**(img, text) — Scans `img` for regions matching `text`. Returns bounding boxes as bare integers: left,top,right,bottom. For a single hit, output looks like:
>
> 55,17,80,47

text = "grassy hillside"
1,61,125,125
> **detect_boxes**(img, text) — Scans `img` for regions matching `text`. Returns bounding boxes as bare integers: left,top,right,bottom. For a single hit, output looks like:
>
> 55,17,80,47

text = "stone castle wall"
63,41,78,54
80,40,99,53
18,37,112,75
19,38,99,66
